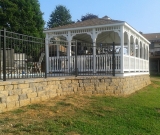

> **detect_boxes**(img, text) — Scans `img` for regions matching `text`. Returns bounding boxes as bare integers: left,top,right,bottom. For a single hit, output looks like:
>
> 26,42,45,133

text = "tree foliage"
47,5,73,28
80,13,98,22
0,0,45,38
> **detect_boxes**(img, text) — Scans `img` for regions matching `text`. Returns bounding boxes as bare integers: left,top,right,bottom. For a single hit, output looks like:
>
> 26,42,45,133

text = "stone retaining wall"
0,75,151,112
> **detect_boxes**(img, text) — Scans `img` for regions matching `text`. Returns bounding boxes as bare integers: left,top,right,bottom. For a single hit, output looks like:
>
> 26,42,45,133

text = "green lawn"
0,76,160,135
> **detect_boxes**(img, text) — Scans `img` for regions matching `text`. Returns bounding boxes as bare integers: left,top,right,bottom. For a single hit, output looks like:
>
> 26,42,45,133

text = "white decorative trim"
115,72,149,77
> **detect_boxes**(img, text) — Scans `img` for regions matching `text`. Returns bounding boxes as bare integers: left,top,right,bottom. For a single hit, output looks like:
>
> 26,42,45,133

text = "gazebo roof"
44,17,150,45
48,18,124,30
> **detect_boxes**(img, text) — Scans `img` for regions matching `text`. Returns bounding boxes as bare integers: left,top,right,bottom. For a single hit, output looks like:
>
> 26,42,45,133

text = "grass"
0,76,160,134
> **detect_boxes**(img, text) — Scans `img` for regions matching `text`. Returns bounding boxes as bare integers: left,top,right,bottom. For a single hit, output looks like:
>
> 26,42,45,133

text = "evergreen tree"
47,5,73,28
80,13,98,22
0,0,44,37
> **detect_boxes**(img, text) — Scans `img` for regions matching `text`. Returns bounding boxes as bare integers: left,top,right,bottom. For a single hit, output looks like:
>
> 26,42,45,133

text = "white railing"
48,54,149,73
123,55,149,72
48,54,121,72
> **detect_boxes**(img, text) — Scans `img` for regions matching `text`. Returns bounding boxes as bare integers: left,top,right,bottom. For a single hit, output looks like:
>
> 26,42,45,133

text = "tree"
0,0,45,38
47,5,73,28
80,13,98,22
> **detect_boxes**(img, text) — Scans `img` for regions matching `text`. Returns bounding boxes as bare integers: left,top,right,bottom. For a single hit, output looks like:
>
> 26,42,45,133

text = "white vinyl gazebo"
44,17,150,77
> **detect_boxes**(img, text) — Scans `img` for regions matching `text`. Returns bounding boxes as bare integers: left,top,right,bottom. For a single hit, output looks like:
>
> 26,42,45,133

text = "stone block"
104,79,112,83
30,97,41,104
104,90,114,95
0,91,8,96
77,87,85,91
0,94,6,103
71,83,79,87
55,81,61,84
56,89,63,93
32,78,44,83
41,82,47,86
83,83,94,86
8,89,22,96
92,91,98,94
84,86,95,91
62,87,73,92
37,87,43,92
27,92,37,98
6,101,16,110
21,88,33,94
29,83,39,88
37,91,46,97
49,89,57,94
13,84,18,89
6,95,18,102
19,99,30,107
5,85,13,90
16,101,20,107
83,79,91,83
47,81,56,85
71,80,78,83
83,91,93,94
40,95,49,101
49,84,57,89
0,81,11,86
97,90,105,94
114,90,122,95
91,79,99,83
64,80,71,83
61,84,69,88
79,83,84,87
0,103,7,111
73,87,78,92
49,93,57,98
19,94,27,100
18,84,29,89
100,79,105,82
0,86,4,91
96,86,106,91
99,82,110,86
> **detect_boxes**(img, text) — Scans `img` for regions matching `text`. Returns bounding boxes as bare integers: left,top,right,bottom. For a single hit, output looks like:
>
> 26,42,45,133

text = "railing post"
112,42,115,76
3,28,6,81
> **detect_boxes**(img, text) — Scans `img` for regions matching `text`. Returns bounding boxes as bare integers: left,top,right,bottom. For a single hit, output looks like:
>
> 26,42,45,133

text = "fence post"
3,28,6,81
44,38,47,78
112,42,115,76
75,40,78,77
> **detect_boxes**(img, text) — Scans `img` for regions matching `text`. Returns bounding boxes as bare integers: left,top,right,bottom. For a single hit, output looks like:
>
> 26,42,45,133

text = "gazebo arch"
44,17,150,77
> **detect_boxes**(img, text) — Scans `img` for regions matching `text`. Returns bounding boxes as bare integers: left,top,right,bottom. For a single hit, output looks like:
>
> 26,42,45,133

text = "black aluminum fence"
47,40,115,77
0,29,116,81
0,29,46,81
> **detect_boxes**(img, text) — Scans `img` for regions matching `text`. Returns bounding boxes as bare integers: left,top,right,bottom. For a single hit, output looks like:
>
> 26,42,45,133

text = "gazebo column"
128,35,130,72
45,33,49,74
138,40,140,72
142,44,144,71
147,46,149,72
67,31,72,72
133,38,136,72
120,26,124,74
92,29,97,73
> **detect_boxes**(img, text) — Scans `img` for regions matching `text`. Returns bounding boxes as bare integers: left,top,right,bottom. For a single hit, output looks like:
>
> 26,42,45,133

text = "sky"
39,0,160,34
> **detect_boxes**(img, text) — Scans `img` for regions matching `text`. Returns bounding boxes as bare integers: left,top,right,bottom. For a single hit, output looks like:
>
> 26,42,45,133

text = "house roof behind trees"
143,33,160,42
48,18,124,30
